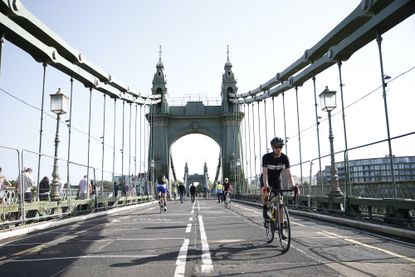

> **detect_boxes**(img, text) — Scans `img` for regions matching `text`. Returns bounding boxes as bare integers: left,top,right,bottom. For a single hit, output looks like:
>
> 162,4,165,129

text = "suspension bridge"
0,1,414,276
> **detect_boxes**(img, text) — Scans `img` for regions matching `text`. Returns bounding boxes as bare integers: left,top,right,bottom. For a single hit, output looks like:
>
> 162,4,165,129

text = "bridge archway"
171,134,220,185
147,54,244,186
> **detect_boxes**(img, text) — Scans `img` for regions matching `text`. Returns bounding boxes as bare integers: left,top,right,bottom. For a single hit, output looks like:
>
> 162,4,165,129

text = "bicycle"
264,189,293,253
224,192,231,209
159,193,166,214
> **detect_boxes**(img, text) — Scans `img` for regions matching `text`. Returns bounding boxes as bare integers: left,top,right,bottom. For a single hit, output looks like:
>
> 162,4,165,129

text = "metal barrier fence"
0,147,153,229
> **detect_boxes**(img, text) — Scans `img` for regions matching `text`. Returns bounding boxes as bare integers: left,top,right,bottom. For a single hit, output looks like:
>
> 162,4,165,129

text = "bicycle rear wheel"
226,195,231,208
159,199,165,213
277,205,291,252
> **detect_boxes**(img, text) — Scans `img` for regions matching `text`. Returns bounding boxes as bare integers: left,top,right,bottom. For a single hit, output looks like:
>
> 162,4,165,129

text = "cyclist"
223,177,233,202
156,174,168,211
261,137,296,233
216,181,224,203
189,184,196,203
178,183,186,203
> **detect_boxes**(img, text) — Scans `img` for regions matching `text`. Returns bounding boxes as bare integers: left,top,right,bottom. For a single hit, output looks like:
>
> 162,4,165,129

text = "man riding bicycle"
178,183,186,203
261,137,298,226
189,184,196,203
222,178,233,201
156,174,168,211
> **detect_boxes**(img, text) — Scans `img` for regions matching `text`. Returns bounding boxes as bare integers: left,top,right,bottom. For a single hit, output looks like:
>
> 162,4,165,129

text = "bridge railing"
0,146,154,229
236,131,415,230
167,95,221,106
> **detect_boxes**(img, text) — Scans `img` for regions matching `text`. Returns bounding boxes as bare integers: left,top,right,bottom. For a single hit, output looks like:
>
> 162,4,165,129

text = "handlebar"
275,189,294,193
269,188,294,199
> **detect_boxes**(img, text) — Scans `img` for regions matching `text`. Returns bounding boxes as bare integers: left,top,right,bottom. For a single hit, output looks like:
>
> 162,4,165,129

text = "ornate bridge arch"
147,52,244,184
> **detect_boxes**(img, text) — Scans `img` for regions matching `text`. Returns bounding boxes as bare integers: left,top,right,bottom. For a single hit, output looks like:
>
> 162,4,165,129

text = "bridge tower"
147,48,244,188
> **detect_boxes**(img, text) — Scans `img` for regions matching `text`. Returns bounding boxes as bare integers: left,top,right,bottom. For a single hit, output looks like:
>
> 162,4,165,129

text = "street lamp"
50,88,69,201
150,159,155,196
319,86,342,197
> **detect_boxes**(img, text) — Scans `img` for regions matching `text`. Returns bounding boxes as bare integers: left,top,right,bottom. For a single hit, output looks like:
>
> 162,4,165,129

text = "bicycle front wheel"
277,205,291,253
264,218,275,243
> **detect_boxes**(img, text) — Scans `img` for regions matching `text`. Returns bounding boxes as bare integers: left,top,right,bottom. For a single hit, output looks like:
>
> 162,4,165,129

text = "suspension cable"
121,100,125,183
101,94,106,192
312,76,323,194
282,92,288,156
134,103,138,177
67,76,74,198
128,102,132,190
257,101,262,166
233,102,237,162
295,86,303,184
272,96,276,138
247,104,252,181
242,104,248,191
87,87,93,198
264,99,268,153
251,103,257,179
37,63,47,195
139,104,143,176
112,98,117,184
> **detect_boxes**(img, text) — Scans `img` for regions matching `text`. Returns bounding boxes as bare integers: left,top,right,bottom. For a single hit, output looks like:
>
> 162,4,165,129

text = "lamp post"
150,159,155,196
319,86,342,197
50,88,69,201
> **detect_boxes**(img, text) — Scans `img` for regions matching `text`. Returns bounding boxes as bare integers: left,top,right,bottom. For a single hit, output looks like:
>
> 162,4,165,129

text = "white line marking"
291,221,306,227
186,223,192,233
96,240,113,251
215,239,244,243
115,237,184,241
3,255,157,263
198,215,213,273
174,239,189,277
320,231,415,264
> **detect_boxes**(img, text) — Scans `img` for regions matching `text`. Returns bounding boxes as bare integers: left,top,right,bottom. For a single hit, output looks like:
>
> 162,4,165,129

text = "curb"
0,201,157,241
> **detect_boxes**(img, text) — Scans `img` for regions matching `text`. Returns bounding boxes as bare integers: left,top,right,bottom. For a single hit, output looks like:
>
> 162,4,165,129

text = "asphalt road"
0,197,414,276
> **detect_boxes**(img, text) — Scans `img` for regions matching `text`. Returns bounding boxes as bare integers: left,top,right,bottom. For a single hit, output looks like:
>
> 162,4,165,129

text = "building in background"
317,156,415,185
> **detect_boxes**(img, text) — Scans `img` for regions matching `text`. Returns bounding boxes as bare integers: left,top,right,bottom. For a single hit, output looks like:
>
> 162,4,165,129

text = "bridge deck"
0,198,414,276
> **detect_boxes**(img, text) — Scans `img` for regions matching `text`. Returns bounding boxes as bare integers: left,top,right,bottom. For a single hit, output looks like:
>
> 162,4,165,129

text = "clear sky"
0,1,414,186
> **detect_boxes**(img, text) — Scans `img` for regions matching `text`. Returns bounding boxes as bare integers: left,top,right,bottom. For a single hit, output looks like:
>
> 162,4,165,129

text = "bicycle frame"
159,192,166,213
224,192,231,208
264,189,292,252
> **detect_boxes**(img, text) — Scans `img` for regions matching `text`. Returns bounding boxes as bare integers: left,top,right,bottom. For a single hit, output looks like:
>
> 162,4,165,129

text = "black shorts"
261,181,282,194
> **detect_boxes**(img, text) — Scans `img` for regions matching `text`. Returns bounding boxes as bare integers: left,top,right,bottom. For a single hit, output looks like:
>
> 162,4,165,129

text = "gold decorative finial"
226,45,230,62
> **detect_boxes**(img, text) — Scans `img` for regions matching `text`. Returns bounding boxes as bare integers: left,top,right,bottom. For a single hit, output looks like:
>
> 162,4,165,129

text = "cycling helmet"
270,137,284,147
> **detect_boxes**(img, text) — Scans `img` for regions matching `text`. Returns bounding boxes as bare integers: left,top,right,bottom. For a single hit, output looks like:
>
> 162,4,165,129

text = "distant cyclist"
156,174,168,211
178,183,186,203
261,137,296,223
216,181,224,203
189,184,196,203
223,177,233,201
